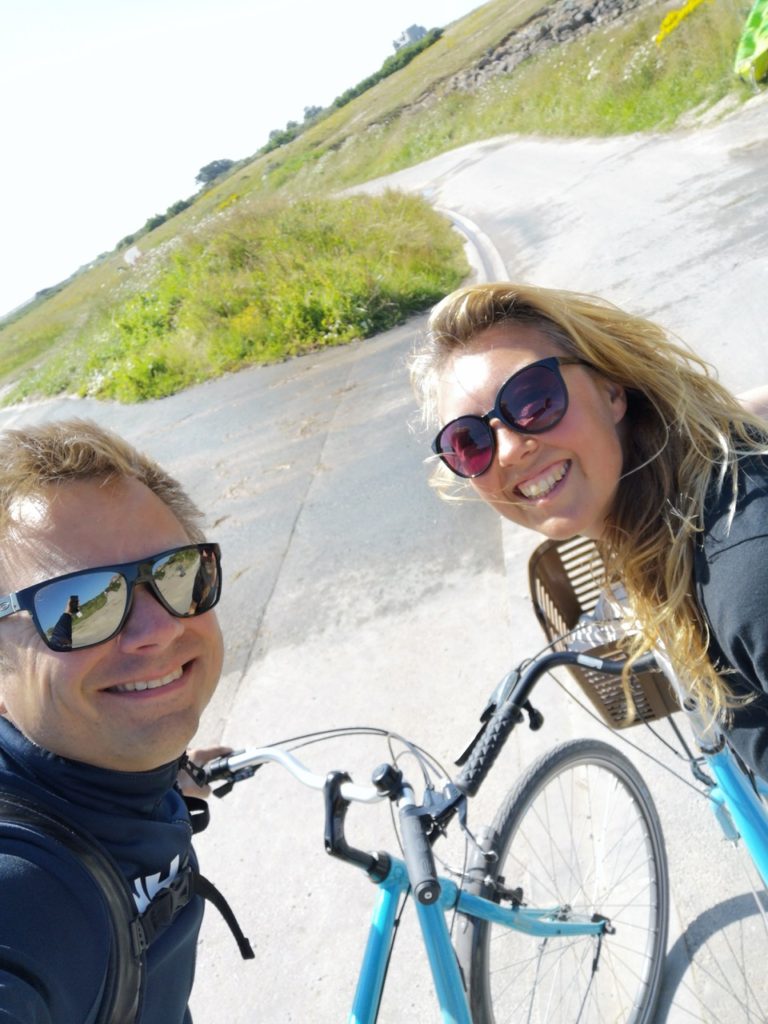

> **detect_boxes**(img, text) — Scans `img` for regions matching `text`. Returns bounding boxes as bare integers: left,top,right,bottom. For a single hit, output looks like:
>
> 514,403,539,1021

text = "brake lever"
211,764,263,798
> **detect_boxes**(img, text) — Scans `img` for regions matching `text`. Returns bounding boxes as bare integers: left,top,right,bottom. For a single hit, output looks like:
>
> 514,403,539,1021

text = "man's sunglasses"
432,356,590,479
0,543,222,652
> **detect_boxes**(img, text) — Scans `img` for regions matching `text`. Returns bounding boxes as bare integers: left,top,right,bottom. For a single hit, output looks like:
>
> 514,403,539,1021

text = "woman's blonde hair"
0,418,205,543
410,282,767,721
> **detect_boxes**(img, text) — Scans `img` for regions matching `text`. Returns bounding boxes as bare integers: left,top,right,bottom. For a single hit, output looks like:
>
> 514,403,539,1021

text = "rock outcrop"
447,0,656,92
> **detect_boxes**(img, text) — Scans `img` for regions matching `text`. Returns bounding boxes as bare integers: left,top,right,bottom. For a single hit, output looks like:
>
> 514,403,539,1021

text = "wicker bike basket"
528,536,679,729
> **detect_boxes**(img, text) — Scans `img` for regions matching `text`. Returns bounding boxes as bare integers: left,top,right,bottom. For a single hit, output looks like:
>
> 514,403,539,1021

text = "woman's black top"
695,451,768,779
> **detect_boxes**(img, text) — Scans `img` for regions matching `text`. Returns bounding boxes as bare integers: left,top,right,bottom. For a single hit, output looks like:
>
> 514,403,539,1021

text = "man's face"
0,476,224,771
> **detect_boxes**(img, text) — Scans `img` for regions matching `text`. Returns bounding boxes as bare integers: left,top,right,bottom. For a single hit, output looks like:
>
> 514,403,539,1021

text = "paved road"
358,92,768,397
2,90,767,1021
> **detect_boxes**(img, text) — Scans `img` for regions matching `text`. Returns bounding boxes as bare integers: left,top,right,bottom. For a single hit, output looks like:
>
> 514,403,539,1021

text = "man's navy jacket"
0,716,203,1022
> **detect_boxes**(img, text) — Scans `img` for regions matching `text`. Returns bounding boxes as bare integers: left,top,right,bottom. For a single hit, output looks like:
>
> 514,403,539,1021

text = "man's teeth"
519,462,569,499
112,669,182,693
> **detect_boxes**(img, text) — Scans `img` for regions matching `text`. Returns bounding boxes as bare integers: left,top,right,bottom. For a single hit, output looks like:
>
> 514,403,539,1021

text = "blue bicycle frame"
350,854,607,1024
707,746,768,887
644,648,768,890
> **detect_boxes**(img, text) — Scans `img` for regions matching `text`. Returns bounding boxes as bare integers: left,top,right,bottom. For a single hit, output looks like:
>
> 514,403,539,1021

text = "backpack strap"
0,787,255,1010
137,863,254,959
0,788,143,1024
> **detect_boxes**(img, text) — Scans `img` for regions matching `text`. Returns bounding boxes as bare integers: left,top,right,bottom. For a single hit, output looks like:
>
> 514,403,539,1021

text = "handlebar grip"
399,805,441,905
456,701,523,797
204,754,231,781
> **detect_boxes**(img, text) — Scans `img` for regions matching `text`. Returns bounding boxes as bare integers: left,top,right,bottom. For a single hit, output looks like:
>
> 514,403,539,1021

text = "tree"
195,159,235,186
166,198,192,217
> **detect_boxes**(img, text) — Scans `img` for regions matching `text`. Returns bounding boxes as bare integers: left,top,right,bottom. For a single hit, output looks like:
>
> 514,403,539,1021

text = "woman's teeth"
518,461,569,499
111,668,182,693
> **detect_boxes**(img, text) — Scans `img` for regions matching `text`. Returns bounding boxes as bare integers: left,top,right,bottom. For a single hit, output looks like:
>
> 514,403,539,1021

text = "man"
0,418,241,1022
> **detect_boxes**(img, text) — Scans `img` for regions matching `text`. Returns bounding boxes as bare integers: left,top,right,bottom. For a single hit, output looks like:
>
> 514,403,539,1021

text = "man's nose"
118,585,185,651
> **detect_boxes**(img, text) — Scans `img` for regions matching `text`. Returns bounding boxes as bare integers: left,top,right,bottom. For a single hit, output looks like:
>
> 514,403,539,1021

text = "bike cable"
545,669,712,800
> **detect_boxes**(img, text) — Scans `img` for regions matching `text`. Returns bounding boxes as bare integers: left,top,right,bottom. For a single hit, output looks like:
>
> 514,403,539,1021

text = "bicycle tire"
465,739,669,1024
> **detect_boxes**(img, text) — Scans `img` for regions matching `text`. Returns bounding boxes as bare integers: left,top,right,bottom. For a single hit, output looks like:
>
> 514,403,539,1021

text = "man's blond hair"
0,419,204,543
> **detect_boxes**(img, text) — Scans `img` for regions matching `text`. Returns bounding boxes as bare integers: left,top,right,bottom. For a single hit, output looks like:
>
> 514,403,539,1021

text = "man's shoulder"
0,783,122,1021
0,784,115,914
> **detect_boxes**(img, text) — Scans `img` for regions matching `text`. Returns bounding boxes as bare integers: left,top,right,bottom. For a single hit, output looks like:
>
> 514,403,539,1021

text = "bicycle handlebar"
204,746,384,804
456,649,658,797
205,746,441,901
202,648,660,880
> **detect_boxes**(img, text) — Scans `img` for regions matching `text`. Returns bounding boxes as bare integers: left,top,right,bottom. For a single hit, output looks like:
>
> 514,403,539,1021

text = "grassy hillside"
8,193,467,403
0,0,757,404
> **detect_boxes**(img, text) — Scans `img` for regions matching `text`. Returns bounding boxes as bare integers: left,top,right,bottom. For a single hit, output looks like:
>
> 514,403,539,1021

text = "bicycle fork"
348,861,473,1024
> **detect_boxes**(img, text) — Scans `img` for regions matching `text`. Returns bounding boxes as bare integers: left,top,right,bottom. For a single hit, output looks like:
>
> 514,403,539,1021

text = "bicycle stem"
323,763,445,906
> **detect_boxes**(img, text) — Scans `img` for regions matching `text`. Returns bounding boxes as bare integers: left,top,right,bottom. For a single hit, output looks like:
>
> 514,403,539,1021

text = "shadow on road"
658,888,768,1021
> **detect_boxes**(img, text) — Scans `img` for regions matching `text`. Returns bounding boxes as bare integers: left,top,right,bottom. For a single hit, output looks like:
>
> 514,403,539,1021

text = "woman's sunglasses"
432,356,590,479
0,543,222,652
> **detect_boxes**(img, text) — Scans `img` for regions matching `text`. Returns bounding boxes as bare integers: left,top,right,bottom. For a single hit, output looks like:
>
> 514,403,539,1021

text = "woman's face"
436,323,628,540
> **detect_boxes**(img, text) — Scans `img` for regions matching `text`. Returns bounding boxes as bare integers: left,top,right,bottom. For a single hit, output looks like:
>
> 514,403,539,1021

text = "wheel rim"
480,751,665,1023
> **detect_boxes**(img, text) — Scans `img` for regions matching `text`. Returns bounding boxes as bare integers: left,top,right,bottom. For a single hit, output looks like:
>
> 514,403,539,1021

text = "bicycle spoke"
466,740,668,1024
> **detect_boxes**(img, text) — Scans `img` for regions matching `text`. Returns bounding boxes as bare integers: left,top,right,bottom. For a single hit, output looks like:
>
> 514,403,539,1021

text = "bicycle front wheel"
467,739,669,1024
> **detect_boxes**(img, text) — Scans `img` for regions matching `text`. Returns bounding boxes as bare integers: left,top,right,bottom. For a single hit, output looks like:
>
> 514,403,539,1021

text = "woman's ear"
606,381,628,424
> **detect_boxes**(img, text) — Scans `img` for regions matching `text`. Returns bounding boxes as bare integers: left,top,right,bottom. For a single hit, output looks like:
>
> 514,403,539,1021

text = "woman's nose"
493,422,537,467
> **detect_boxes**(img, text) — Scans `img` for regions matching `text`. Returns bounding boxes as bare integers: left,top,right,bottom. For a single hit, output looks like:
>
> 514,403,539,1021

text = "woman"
410,281,768,779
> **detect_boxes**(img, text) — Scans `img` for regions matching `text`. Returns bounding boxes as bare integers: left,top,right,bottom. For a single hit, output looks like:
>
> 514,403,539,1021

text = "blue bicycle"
203,536,768,1022
204,642,670,1024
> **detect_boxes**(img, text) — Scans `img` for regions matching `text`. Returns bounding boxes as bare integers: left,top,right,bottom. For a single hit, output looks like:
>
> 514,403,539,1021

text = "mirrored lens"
152,547,220,615
499,363,567,433
34,571,128,651
26,544,221,651
438,418,494,478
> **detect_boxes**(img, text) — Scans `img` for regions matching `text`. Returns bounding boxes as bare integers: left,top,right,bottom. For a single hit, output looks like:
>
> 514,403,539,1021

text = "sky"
1,0,483,319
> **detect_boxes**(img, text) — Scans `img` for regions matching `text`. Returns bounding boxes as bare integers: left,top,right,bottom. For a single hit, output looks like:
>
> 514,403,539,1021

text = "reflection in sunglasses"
0,544,223,652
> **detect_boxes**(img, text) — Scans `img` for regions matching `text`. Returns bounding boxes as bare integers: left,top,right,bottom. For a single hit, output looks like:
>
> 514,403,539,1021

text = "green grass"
0,0,759,403
4,192,467,404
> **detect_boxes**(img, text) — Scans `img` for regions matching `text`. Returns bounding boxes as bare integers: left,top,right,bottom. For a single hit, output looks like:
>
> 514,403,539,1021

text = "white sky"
1,0,483,318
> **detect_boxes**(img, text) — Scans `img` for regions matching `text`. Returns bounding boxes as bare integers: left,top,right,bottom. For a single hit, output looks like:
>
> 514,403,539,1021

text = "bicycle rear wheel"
466,739,669,1023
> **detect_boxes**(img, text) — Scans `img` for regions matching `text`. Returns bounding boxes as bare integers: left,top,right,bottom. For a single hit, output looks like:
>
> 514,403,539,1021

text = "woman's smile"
514,459,571,500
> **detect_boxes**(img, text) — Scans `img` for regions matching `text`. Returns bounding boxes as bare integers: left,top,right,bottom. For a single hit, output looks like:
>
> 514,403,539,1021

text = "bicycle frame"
651,647,768,887
350,853,607,1024
705,747,768,886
